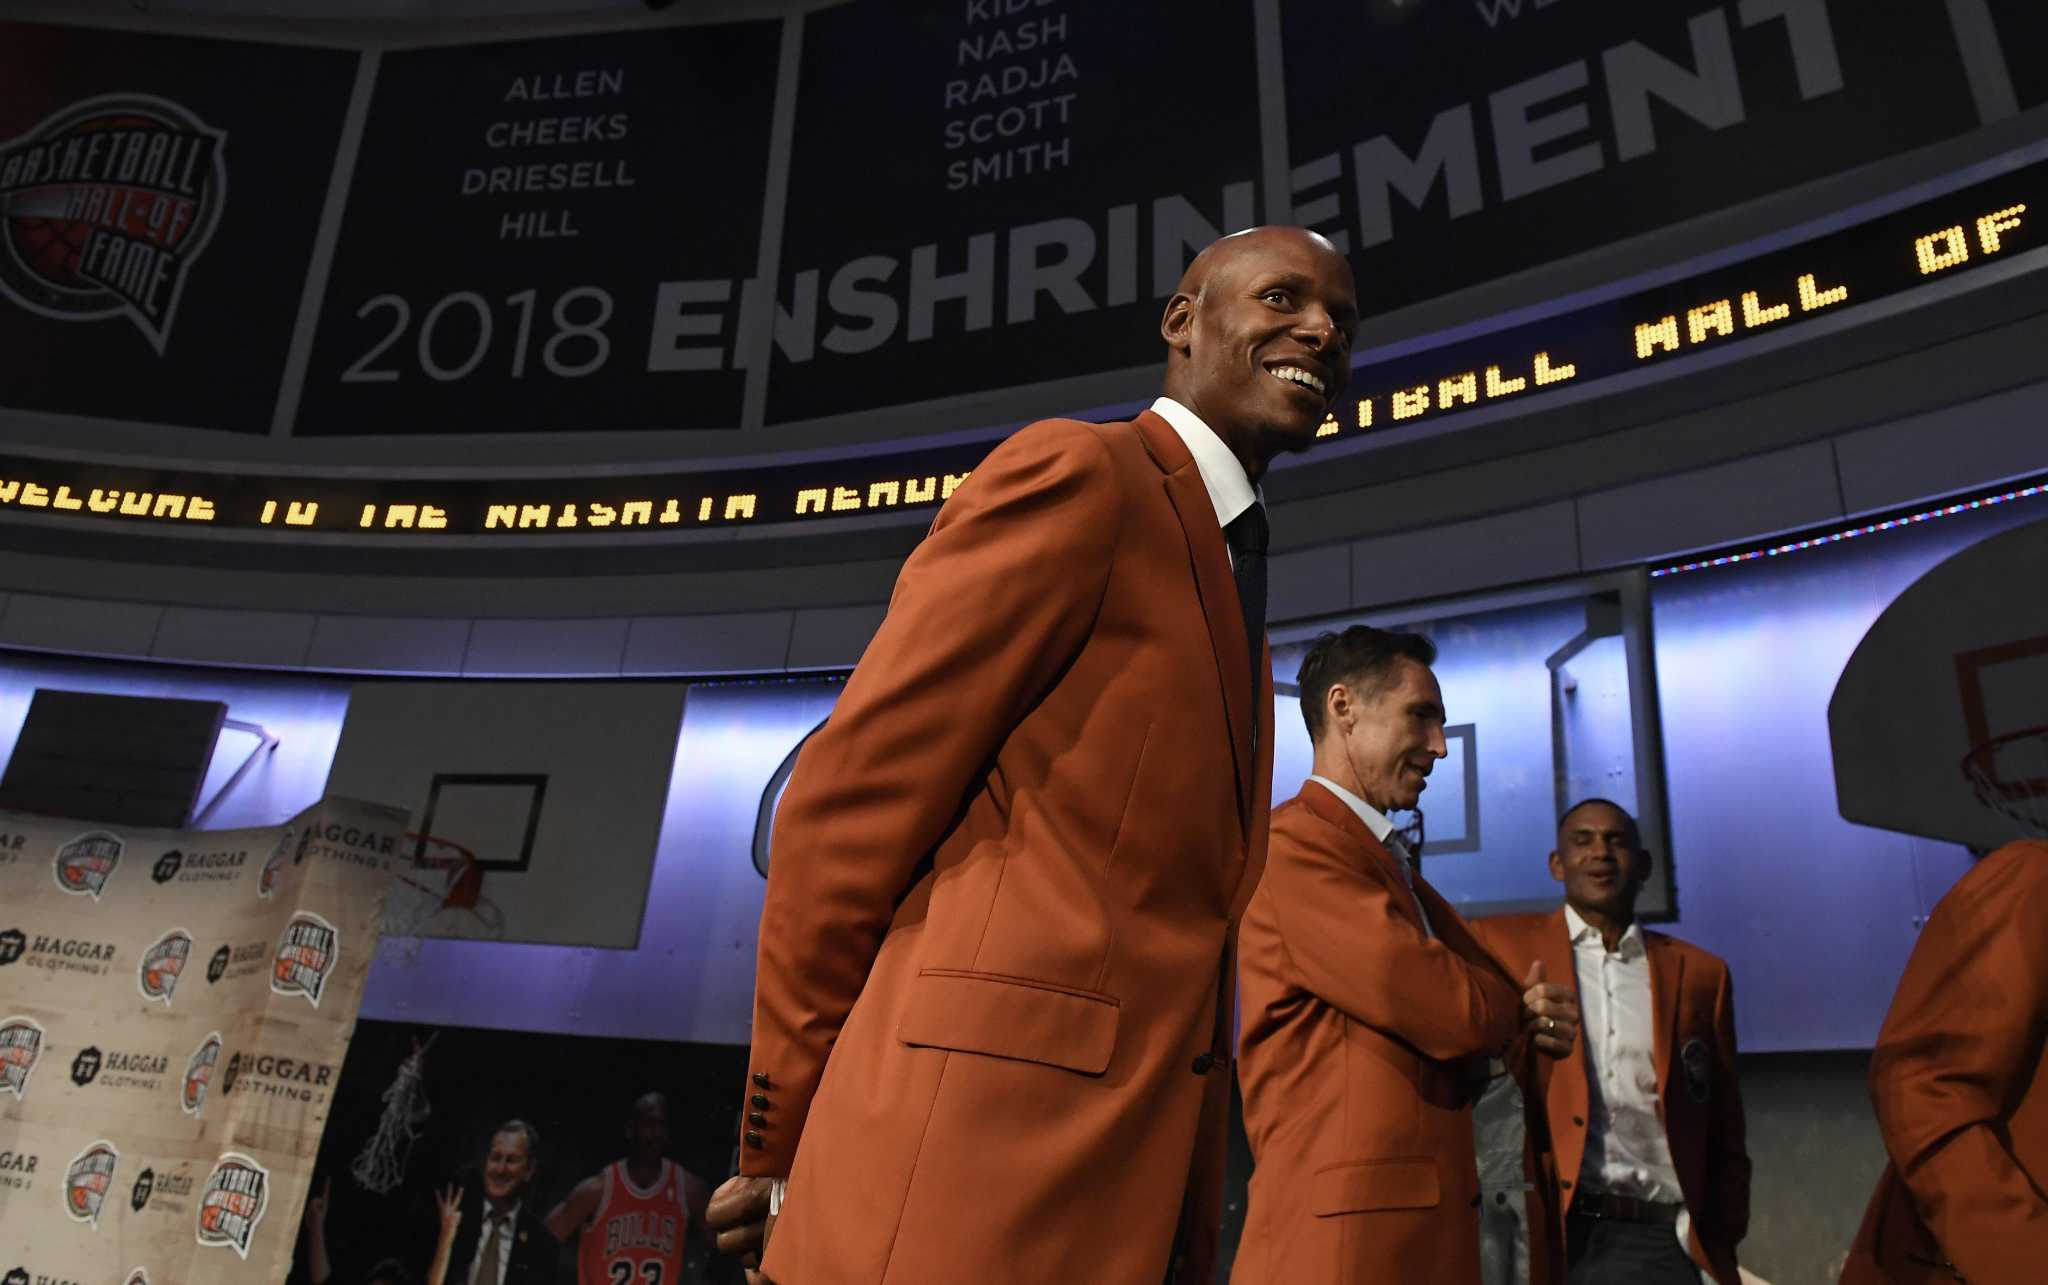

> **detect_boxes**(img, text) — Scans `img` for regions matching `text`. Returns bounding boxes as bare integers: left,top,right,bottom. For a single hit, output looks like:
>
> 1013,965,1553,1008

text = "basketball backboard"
1830,514,2048,847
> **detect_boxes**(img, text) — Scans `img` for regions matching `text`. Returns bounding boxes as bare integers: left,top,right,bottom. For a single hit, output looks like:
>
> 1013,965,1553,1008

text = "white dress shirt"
1566,906,1707,1280
466,1198,519,1285
1307,775,1430,937
1150,396,1258,533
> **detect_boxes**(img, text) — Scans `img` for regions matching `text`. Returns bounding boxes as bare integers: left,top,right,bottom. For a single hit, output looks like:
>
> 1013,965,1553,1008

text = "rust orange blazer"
1469,910,1750,1285
1839,839,2048,1285
740,411,1273,1285
1233,780,1522,1284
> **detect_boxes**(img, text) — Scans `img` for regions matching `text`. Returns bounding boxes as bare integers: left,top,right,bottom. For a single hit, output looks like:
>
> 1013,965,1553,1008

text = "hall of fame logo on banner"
196,1151,268,1258
63,1138,118,1228
0,94,228,352
0,1016,42,1099
271,910,337,1006
53,830,123,899
138,927,193,1005
183,1030,222,1116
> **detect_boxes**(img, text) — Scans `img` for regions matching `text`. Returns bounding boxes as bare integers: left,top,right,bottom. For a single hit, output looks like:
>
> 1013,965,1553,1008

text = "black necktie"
1224,503,1268,731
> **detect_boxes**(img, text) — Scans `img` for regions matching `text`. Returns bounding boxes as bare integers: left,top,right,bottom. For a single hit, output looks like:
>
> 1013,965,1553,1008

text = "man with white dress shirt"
708,228,1359,1284
1471,801,1750,1285
1235,627,1581,1283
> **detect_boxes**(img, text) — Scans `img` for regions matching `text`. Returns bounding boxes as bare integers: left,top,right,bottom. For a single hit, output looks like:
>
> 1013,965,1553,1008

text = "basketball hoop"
1961,726,2048,839
376,833,504,955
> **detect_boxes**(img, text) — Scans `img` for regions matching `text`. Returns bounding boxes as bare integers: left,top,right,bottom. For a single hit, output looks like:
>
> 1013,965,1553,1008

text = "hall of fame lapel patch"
1680,1037,1712,1105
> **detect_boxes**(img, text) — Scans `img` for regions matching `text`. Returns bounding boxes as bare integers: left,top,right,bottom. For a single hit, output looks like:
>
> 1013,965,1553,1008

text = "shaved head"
1159,225,1356,481
1173,226,1345,304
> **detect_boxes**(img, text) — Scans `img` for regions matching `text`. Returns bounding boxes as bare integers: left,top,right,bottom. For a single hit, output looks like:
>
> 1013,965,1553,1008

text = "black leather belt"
1571,1191,1682,1224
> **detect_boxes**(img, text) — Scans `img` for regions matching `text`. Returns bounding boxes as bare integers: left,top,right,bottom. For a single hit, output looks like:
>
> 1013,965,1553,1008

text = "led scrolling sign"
0,161,2037,540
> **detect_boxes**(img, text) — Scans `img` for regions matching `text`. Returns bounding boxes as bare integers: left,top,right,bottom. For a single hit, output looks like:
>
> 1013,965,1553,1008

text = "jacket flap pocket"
1311,1158,1441,1215
897,969,1119,1076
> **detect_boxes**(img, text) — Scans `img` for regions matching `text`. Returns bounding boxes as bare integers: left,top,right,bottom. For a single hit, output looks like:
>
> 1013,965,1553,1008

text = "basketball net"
350,1034,436,1195
376,834,504,965
1962,726,2048,840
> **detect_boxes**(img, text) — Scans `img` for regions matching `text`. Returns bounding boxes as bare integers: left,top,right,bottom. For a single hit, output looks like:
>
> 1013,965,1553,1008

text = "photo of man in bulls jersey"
548,1092,712,1285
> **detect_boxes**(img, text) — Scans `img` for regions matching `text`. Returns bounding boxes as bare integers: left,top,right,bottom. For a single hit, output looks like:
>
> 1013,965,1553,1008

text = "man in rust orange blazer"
1234,626,1579,1284
1839,837,2048,1285
706,227,1359,1285
1470,800,1750,1285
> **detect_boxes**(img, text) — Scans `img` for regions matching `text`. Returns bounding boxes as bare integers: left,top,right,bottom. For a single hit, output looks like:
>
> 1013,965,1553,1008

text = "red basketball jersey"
576,1159,689,1285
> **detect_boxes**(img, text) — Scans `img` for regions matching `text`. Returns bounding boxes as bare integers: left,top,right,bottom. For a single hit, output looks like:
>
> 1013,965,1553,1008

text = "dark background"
766,0,1263,423
1281,0,2005,313
0,22,357,433
293,1018,750,1284
298,23,779,436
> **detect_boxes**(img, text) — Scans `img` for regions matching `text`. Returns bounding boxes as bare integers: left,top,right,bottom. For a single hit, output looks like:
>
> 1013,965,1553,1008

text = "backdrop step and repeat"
0,797,402,1283
0,0,2043,440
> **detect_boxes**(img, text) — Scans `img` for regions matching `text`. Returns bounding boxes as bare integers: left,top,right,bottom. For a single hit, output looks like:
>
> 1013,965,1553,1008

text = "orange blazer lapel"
1136,410,1254,832
1647,934,1685,1098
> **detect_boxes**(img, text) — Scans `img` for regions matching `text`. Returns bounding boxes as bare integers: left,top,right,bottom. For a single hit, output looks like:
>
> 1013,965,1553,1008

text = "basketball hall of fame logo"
0,93,227,352
183,1031,222,1116
197,1151,268,1258
271,910,337,1007
139,927,193,1005
64,1138,119,1228
0,1016,42,1099
54,830,123,899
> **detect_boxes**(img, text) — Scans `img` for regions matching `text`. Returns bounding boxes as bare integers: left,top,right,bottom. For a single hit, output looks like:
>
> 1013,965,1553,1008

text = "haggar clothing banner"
1278,0,2044,313
0,797,400,1281
0,22,357,432
765,0,1263,424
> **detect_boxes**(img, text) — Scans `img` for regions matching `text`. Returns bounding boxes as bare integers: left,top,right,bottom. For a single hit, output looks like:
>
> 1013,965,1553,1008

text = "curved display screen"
0,154,2038,538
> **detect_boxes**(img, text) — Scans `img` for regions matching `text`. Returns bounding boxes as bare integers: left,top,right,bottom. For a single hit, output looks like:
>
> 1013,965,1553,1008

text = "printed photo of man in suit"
1839,836,2048,1285
426,1119,557,1285
706,226,1357,1285
1233,626,1579,1284
1472,800,1751,1285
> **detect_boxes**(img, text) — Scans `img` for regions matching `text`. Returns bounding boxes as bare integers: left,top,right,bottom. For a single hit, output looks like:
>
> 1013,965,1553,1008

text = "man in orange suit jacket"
1839,837,2048,1285
1234,626,1581,1284
705,227,1359,1285
1471,800,1750,1285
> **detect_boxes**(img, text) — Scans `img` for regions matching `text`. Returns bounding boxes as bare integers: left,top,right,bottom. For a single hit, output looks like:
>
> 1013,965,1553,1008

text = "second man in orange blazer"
1234,626,1580,1284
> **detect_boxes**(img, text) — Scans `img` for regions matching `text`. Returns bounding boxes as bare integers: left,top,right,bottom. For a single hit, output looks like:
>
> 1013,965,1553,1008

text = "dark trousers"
1565,1212,1705,1285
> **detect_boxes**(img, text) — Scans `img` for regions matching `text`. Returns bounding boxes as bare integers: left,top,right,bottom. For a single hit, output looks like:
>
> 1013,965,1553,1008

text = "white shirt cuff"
769,1177,788,1216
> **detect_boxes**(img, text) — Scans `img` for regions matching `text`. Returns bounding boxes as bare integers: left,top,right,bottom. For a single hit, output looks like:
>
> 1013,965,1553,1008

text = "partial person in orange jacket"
1839,837,2048,1285
1471,800,1750,1285
1233,626,1581,1284
706,227,1359,1285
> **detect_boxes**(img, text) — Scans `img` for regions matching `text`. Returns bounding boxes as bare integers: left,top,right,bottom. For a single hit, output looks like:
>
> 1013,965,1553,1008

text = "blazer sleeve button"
750,1094,770,1110
752,1072,771,1089
748,1112,766,1127
745,1131,765,1149
1191,1051,1216,1075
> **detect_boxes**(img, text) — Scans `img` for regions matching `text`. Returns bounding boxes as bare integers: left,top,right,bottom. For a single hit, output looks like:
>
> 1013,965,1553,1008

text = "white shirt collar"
1564,903,1644,958
1308,774,1395,843
1149,397,1259,529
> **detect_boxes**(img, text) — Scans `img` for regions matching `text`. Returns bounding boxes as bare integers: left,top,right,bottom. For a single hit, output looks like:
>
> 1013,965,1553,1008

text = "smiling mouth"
1268,364,1327,397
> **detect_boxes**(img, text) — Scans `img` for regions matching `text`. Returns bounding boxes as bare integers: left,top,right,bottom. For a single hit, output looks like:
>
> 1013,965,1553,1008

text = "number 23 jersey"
576,1159,690,1285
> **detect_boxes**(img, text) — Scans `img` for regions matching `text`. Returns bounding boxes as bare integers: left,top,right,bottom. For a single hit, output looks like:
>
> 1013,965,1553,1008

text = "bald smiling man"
706,228,1358,1285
